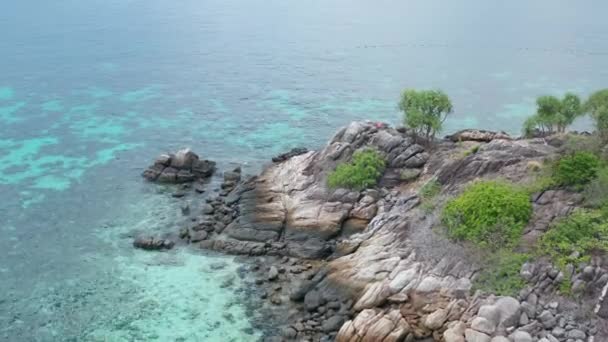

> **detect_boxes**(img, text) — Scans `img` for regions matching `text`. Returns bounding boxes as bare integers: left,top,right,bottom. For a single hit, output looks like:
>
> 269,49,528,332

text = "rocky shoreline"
136,121,608,342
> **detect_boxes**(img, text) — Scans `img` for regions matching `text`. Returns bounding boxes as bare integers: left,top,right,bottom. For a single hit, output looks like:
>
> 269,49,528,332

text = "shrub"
442,181,532,248
399,89,453,142
538,209,608,267
552,152,600,188
473,251,530,296
328,149,386,190
563,134,603,155
584,168,608,208
419,178,442,212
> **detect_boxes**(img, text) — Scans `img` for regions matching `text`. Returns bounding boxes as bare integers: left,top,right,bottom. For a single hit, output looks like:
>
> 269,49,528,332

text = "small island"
139,88,608,341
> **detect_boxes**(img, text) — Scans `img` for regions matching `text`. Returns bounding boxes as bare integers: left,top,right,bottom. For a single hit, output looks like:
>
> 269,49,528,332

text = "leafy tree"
585,89,608,142
399,89,453,141
522,93,583,137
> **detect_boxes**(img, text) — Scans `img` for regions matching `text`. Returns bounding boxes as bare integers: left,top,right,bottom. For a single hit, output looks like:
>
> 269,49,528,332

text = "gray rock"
566,329,586,339
190,230,208,243
201,204,215,215
170,149,198,169
191,159,216,178
424,308,448,330
447,129,511,142
490,337,509,342
181,204,190,215
539,310,556,329
281,326,297,339
509,330,532,342
471,316,496,335
176,170,195,183
304,290,325,312
133,236,174,250
321,315,345,333
464,328,491,342
582,265,595,281
268,266,279,281
520,302,536,318
157,167,178,183
551,327,565,338
519,312,529,326
478,297,521,330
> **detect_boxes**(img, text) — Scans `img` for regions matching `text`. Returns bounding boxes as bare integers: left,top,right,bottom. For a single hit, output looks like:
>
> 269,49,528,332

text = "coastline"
138,121,607,341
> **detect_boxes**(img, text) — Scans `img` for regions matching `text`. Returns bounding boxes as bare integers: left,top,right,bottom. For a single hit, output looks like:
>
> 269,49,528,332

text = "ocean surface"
1,0,607,340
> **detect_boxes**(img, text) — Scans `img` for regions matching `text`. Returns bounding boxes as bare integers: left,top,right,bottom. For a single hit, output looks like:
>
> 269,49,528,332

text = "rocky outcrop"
436,139,555,186
217,121,429,258
143,123,607,341
142,148,215,183
446,129,512,142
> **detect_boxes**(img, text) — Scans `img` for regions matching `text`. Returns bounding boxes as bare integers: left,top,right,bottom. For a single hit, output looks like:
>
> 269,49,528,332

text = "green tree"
522,93,583,137
399,89,453,141
585,89,608,142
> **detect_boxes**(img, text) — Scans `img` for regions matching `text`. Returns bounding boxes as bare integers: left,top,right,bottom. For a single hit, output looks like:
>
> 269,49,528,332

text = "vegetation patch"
442,181,532,248
462,145,480,158
419,178,441,212
585,89,608,143
328,149,386,190
584,168,608,208
473,250,530,297
552,152,600,189
538,209,608,268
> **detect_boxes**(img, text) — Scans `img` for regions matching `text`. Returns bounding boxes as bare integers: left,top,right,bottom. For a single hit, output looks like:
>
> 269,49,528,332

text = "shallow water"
1,0,608,340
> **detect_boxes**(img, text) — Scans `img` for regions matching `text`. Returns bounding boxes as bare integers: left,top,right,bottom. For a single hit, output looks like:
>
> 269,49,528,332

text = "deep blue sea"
1,0,608,340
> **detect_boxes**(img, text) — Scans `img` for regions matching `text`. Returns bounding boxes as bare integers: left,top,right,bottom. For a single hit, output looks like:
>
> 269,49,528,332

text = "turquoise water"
1,0,608,340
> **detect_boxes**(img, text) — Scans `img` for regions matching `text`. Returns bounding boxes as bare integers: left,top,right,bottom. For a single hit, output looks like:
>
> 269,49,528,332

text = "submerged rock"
133,236,175,250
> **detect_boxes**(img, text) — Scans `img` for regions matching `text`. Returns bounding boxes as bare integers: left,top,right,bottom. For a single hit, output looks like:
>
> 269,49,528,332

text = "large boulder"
142,148,215,183
446,129,511,142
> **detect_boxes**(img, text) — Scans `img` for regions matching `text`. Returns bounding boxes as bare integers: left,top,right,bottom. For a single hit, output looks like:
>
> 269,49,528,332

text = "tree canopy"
522,93,583,137
585,89,608,142
399,89,453,142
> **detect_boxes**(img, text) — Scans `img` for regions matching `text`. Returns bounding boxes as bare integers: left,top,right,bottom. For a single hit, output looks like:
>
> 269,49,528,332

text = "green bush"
473,251,530,296
442,181,532,248
328,149,386,190
584,168,608,208
538,209,608,267
552,152,600,188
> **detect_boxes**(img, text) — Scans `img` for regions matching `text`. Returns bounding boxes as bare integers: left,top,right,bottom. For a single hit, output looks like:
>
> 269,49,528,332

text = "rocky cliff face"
222,121,429,260
142,121,607,341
